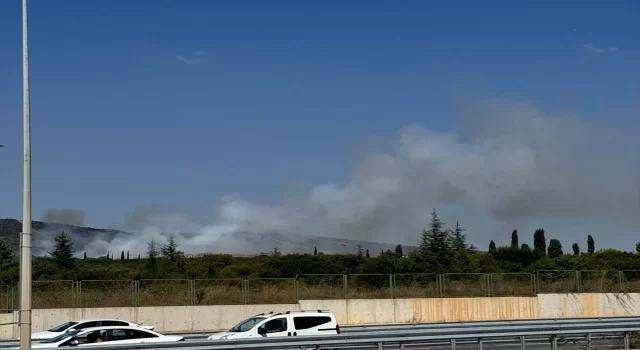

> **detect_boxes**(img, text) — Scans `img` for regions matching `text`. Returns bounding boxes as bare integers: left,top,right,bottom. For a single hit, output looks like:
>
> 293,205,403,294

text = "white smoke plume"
40,208,86,227
37,97,640,256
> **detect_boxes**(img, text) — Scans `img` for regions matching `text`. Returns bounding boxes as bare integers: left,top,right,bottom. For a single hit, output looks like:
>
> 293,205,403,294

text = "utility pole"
19,0,33,347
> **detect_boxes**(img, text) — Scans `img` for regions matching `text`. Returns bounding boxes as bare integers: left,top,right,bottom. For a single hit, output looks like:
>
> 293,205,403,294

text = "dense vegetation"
1,209,640,309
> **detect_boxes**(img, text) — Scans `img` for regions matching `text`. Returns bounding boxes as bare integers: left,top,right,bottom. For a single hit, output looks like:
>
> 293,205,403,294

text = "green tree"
365,249,370,258
146,239,159,272
572,243,580,256
271,246,281,256
520,243,531,253
451,221,468,251
395,244,403,256
636,242,640,254
450,249,481,273
533,229,546,256
356,245,364,258
587,235,595,253
83,252,87,259
313,246,317,255
126,251,129,260
510,230,519,249
121,250,125,260
50,231,75,269
547,239,563,258
0,239,17,286
0,239,13,263
488,240,497,253
418,209,453,272
161,234,180,261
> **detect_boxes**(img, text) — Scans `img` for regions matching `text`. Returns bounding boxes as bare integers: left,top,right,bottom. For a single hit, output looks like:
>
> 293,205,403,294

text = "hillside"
0,218,416,256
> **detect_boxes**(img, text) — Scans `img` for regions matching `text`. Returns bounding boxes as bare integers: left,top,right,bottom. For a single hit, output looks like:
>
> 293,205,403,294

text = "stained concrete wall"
299,297,538,325
537,293,640,318
1,293,639,340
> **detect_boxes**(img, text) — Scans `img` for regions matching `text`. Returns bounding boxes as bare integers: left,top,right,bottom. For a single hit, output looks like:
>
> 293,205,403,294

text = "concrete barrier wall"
537,293,640,318
1,293,639,340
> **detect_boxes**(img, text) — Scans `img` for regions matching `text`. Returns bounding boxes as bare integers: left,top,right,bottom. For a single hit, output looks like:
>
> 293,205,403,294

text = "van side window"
261,318,288,333
293,316,332,329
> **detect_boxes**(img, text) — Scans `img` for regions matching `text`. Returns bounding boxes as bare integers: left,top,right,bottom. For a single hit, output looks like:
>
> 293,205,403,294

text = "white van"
207,310,339,340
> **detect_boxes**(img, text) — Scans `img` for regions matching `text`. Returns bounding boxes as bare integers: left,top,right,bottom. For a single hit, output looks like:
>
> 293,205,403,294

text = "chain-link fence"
193,279,243,305
77,280,135,308
296,274,345,300
138,279,192,306
5,271,638,308
536,270,579,293
246,278,296,304
393,273,439,298
33,280,74,309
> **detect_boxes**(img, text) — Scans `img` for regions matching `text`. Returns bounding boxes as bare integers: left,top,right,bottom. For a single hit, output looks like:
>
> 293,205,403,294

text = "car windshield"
229,317,266,332
40,329,81,343
48,321,79,332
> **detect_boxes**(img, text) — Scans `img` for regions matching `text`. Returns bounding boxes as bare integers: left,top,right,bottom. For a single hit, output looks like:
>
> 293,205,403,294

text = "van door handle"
294,332,297,336
287,332,291,336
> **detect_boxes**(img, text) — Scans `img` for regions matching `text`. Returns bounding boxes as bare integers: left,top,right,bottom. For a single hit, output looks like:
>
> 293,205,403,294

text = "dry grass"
1,274,639,310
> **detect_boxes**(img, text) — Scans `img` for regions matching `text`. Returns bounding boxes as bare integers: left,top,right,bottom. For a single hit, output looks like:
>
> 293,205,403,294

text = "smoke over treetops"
3,97,639,255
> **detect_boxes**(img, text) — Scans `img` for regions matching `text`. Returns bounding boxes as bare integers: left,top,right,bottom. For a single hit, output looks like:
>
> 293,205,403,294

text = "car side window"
59,331,93,346
100,321,120,327
260,318,288,333
293,316,332,330
75,321,98,329
111,329,142,341
140,330,159,338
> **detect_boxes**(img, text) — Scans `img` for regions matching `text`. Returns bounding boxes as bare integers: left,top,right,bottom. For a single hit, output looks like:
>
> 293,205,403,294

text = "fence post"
618,271,624,292
529,273,535,296
189,280,194,306
576,270,581,293
439,274,445,298
133,280,140,307
294,276,299,303
343,275,348,299
78,281,82,307
487,274,493,297
243,279,249,305
389,275,394,299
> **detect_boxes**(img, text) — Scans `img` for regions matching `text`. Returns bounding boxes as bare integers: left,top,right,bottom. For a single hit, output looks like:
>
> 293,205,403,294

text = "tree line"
1,208,640,287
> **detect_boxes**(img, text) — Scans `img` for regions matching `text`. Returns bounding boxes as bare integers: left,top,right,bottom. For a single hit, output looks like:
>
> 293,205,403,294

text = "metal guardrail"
1,316,638,345
11,319,640,349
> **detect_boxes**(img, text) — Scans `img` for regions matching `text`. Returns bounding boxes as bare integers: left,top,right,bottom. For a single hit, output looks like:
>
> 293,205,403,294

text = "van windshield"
229,317,266,332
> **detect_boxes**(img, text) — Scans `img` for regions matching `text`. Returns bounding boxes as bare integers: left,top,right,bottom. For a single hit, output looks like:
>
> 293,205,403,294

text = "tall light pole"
19,0,32,347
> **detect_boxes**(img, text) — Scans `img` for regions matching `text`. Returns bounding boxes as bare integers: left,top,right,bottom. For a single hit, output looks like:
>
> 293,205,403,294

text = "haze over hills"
0,218,416,257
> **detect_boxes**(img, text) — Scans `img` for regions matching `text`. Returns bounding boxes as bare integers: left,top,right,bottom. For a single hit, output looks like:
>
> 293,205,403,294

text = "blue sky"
0,1,639,244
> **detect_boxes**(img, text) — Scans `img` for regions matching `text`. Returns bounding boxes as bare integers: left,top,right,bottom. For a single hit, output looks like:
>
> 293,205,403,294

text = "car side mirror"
257,327,266,335
66,328,75,333
70,340,79,346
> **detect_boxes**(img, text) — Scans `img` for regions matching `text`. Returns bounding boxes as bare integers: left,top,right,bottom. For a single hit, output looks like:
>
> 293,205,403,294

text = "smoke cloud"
36,97,640,256
40,208,86,227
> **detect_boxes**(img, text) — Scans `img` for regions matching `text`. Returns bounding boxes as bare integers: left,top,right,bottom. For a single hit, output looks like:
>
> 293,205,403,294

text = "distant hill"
0,218,417,256
0,218,128,256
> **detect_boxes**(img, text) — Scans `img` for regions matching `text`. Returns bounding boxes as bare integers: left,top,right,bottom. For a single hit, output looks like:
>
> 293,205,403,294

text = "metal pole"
19,0,33,348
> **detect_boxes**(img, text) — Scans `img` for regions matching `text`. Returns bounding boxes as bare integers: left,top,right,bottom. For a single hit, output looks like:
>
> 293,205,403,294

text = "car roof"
254,310,335,317
68,326,157,333
67,319,133,323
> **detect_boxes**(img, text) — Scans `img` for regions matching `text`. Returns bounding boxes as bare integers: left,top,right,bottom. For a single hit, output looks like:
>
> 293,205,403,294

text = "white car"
207,310,339,340
24,326,184,348
30,319,154,341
